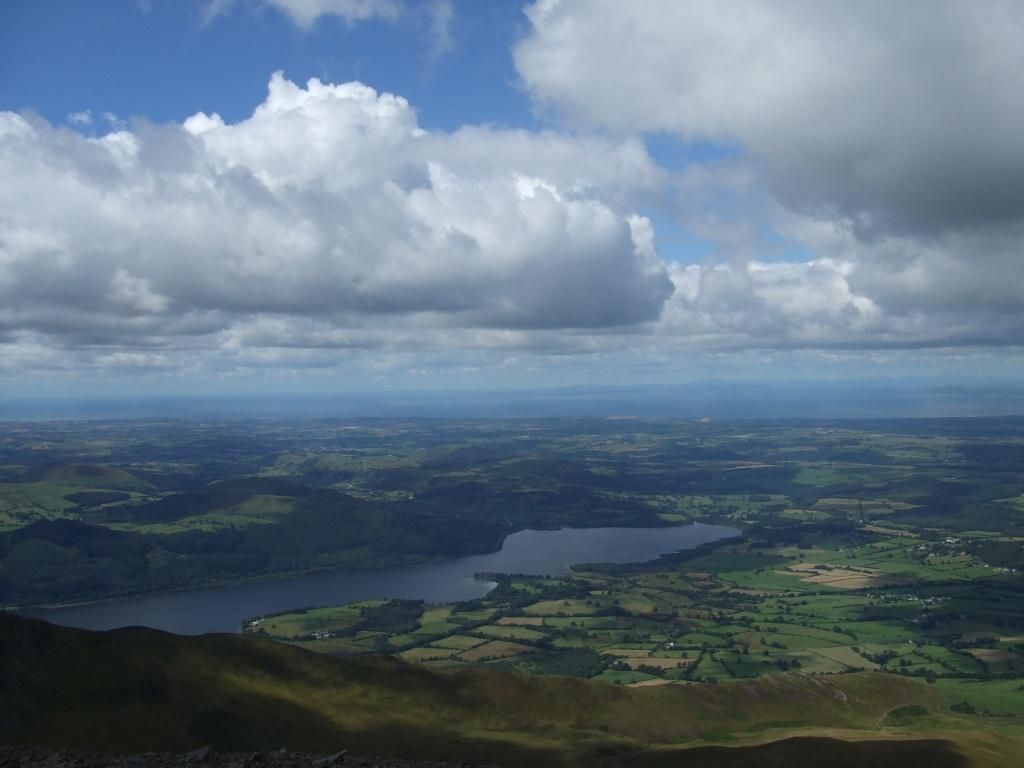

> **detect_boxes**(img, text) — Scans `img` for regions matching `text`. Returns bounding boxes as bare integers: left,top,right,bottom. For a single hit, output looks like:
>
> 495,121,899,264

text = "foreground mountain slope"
0,613,1015,766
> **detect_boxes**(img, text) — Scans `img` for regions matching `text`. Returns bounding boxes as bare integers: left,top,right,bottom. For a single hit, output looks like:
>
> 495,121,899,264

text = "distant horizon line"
3,378,1024,422
4,376,1024,403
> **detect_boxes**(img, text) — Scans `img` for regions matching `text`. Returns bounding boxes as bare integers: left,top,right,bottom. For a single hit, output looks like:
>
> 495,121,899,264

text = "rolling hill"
2,612,1017,767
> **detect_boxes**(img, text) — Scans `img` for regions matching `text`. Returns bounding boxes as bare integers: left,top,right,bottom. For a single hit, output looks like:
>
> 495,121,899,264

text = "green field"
249,525,1024,701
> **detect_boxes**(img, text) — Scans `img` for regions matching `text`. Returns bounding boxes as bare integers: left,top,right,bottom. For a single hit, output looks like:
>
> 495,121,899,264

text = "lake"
30,522,738,635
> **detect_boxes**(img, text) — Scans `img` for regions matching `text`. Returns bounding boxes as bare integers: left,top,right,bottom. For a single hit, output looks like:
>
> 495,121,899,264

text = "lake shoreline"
8,550,445,614
10,519,729,614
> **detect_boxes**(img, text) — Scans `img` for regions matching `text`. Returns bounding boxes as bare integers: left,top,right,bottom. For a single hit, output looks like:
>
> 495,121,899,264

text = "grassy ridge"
1,612,1013,766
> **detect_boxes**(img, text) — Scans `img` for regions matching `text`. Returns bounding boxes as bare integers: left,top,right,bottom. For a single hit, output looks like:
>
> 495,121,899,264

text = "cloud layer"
4,2,1024,384
0,73,671,374
516,0,1024,353
518,0,1024,235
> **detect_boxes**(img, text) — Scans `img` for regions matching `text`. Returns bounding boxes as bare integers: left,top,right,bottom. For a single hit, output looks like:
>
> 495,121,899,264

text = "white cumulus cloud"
205,0,400,28
0,73,672,375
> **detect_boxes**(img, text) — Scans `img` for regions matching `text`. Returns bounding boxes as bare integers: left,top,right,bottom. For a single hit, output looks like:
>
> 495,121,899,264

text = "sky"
2,0,1024,399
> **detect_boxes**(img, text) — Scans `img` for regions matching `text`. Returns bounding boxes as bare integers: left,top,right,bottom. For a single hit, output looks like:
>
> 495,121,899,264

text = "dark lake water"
30,523,738,635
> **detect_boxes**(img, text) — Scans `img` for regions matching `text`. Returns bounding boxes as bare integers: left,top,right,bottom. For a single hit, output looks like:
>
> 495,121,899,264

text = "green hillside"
18,464,153,491
1,613,1018,767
